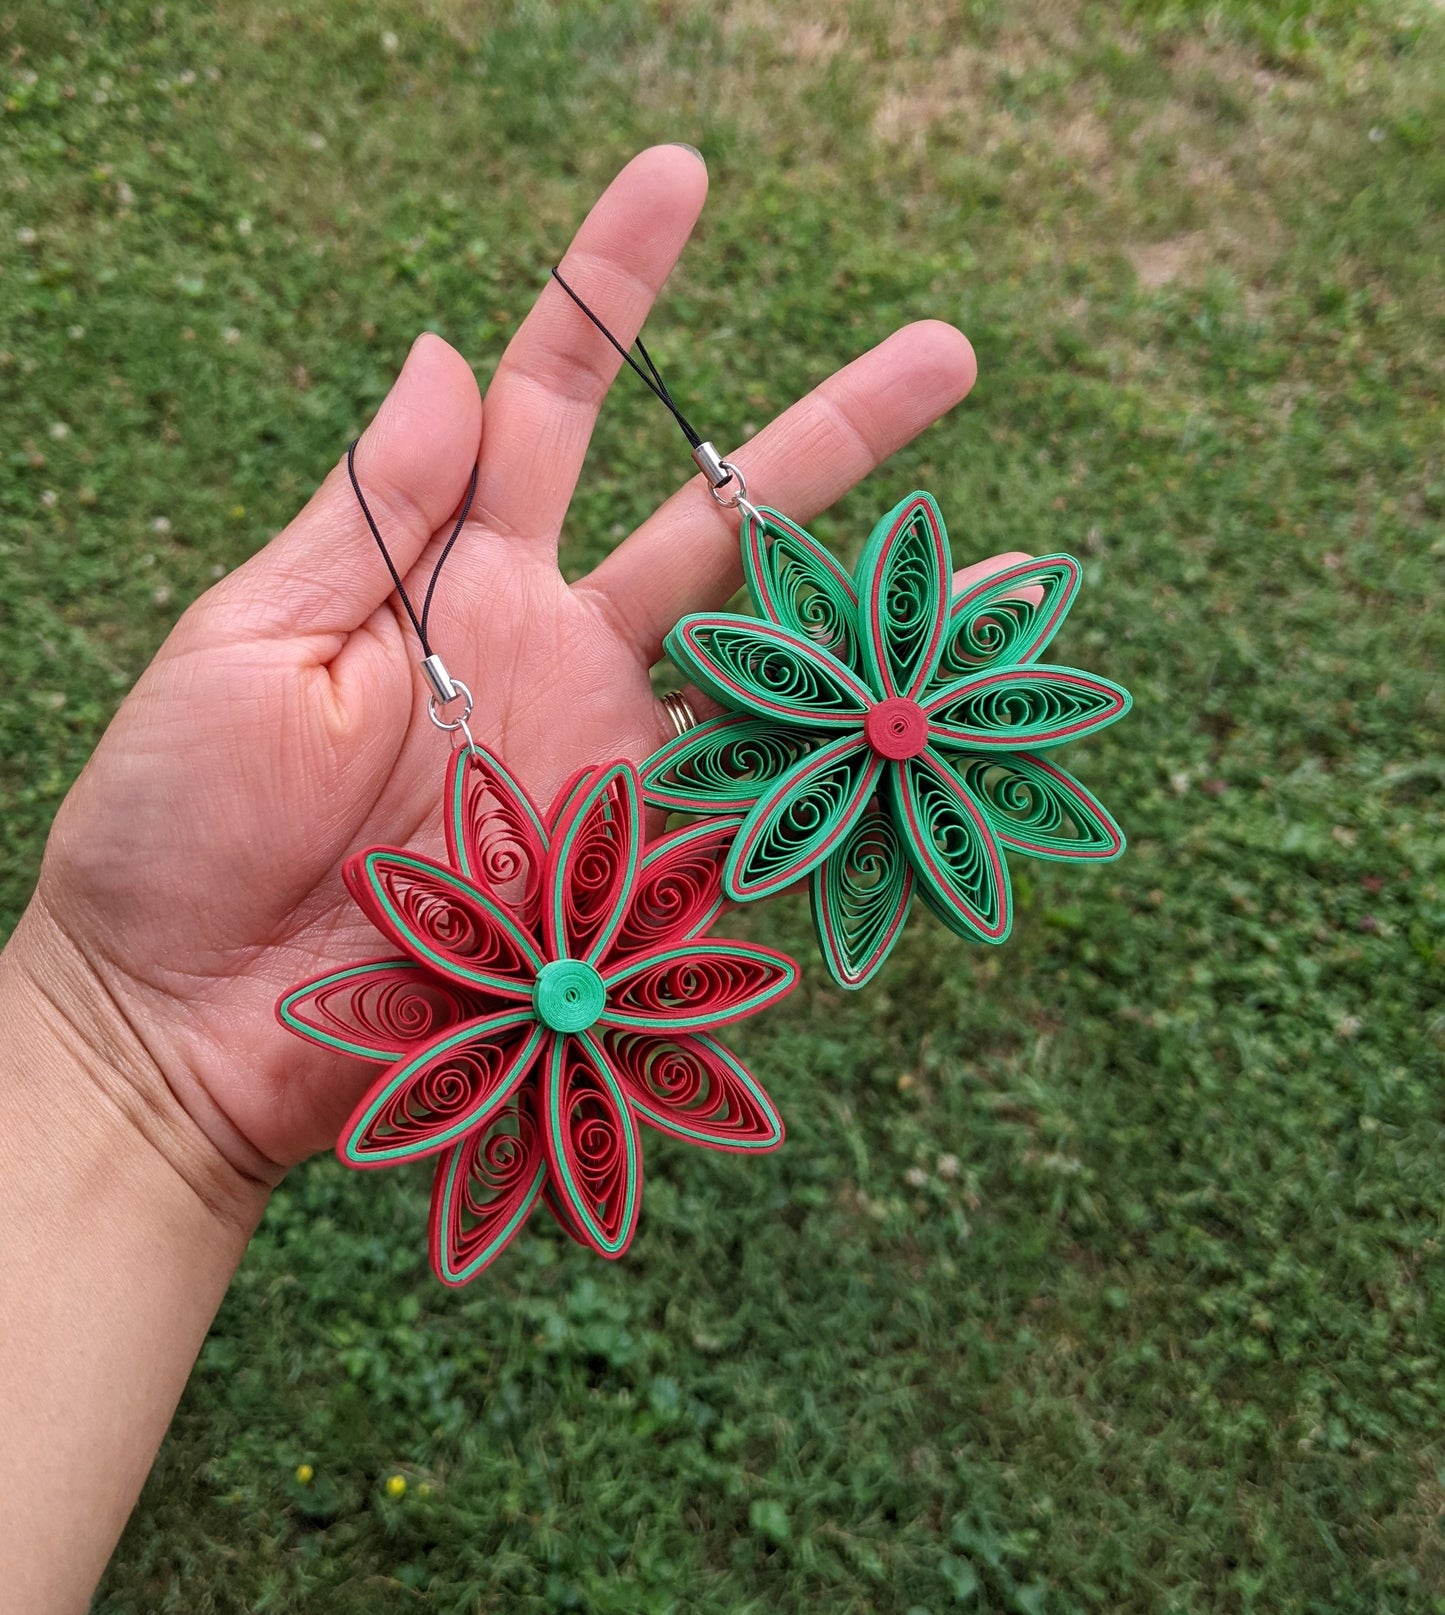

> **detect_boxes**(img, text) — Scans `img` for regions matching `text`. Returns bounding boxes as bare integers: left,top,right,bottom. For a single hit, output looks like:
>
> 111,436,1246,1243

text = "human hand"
13,145,997,1197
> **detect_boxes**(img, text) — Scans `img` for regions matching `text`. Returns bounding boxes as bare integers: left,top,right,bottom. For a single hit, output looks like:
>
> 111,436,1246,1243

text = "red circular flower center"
864,697,929,760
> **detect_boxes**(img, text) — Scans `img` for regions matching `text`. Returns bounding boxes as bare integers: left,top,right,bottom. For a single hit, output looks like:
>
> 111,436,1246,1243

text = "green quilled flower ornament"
641,492,1133,989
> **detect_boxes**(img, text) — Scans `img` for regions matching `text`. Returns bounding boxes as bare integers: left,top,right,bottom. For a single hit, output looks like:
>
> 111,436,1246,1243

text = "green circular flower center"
533,958,607,1033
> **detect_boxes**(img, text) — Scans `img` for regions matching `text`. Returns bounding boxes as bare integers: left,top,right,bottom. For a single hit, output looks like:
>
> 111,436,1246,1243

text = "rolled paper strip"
956,753,1125,861
542,1031,641,1257
542,1173,594,1249
544,761,641,966
668,616,872,729
864,697,930,761
339,1010,546,1167
445,745,549,927
533,958,607,1033
603,940,798,1030
640,714,821,814
545,767,595,834
428,1089,548,1285
891,749,1012,945
602,1028,784,1150
724,733,881,900
742,505,859,666
277,959,488,1062
811,805,915,989
936,553,1082,679
857,493,950,699
608,817,741,962
348,849,542,995
924,665,1131,751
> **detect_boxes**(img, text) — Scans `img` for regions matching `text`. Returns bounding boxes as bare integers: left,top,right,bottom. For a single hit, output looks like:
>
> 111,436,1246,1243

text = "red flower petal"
277,959,488,1061
540,1032,641,1257
605,816,741,965
543,762,642,966
338,1010,546,1167
601,1028,783,1151
443,745,548,929
546,767,594,834
602,940,797,1031
541,1176,593,1248
428,1088,547,1285
346,848,540,996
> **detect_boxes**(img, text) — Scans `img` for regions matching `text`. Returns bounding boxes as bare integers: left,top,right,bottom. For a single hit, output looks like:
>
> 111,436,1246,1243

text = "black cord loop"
549,266,704,451
346,439,479,658
350,270,701,658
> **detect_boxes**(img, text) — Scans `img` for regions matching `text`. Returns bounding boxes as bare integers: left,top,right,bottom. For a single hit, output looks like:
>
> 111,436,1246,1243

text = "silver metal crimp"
691,440,732,490
420,653,460,706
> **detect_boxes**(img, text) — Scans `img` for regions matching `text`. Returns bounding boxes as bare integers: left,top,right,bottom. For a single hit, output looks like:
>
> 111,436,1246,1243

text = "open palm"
31,146,985,1181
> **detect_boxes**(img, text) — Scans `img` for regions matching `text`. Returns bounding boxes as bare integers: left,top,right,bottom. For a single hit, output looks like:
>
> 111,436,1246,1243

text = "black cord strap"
550,266,705,451
346,438,479,658
350,268,717,663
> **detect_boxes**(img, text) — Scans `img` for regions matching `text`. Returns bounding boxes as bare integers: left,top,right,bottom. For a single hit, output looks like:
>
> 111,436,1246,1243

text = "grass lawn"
2,1,1442,1610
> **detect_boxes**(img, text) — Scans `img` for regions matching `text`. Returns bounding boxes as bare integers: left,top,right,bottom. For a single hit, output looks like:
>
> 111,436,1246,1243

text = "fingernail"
671,142,705,164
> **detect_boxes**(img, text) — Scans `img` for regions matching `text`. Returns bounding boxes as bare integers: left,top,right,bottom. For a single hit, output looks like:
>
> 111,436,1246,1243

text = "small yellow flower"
385,1474,407,1498
229,503,246,520
417,1482,433,1499
295,1464,314,1485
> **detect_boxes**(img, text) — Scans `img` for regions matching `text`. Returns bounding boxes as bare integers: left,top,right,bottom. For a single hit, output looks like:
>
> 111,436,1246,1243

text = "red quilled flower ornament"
279,745,796,1282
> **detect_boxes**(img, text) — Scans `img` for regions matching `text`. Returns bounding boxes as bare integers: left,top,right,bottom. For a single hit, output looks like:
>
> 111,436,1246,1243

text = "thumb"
209,332,482,638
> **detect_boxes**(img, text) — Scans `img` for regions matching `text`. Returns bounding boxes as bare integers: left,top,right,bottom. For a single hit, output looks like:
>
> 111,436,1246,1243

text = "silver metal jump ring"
427,678,475,734
707,459,748,509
